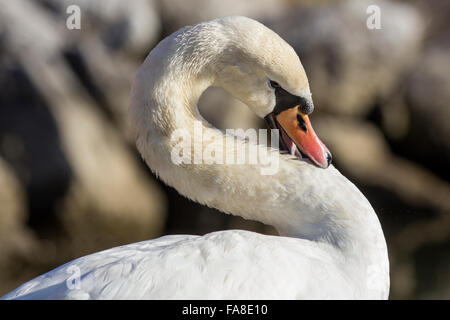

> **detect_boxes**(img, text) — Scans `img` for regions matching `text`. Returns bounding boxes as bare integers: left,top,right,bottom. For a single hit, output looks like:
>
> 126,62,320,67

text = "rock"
0,157,40,297
198,87,261,131
0,157,27,240
314,116,450,211
405,0,450,47
268,0,425,116
313,116,389,175
377,45,450,181
158,0,287,34
35,0,162,139
0,0,167,295
403,47,450,180
44,0,161,56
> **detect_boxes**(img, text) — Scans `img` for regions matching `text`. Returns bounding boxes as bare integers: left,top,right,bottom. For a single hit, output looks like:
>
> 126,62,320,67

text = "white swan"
2,16,389,300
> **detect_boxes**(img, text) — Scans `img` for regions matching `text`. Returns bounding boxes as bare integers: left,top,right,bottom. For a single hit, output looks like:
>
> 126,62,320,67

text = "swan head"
211,16,332,168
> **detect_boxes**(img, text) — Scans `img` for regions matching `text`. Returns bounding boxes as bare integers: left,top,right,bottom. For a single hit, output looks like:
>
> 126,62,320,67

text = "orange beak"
275,106,331,168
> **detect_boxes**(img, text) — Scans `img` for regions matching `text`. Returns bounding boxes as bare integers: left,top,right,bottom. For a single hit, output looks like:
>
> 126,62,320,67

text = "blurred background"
0,0,449,299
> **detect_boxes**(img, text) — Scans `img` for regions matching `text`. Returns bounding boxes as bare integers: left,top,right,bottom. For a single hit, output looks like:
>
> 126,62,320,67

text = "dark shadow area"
0,62,72,237
62,47,115,121
414,239,450,298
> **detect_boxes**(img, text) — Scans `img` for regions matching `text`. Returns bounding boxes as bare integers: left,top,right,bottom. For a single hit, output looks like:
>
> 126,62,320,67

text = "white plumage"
2,231,365,299
2,16,389,300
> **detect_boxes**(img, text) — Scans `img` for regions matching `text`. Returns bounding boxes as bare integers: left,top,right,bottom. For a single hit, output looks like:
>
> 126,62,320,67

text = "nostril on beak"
325,152,332,167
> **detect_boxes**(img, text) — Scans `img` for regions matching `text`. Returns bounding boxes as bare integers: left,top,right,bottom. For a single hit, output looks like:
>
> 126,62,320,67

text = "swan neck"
130,32,388,269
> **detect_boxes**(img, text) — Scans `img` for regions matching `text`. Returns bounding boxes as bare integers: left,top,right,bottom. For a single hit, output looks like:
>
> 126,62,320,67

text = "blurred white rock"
0,0,166,255
268,0,425,116
158,0,287,34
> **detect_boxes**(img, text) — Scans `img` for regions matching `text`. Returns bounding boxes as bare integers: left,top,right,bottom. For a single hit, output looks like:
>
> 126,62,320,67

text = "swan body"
2,230,364,299
2,16,389,300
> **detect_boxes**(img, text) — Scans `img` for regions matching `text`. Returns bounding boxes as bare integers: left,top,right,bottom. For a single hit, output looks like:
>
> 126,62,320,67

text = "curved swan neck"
130,24,389,276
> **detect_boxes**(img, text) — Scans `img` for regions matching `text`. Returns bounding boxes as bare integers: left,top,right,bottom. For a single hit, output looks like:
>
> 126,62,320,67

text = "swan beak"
276,106,332,169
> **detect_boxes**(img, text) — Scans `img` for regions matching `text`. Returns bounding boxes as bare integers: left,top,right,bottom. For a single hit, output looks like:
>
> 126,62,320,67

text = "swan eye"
269,80,280,89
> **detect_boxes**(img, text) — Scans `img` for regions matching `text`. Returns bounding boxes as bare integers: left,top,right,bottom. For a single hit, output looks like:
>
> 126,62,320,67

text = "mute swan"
2,16,389,300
